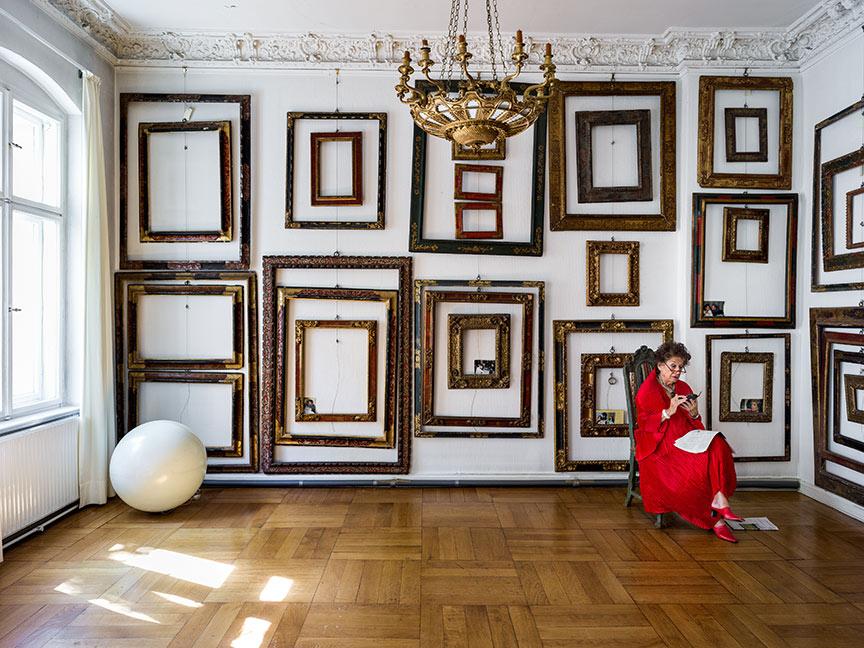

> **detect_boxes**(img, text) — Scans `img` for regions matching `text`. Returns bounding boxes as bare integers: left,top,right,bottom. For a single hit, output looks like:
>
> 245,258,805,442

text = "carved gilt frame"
847,186,864,250
723,107,768,163
718,351,774,423
722,207,770,264
821,148,864,271
452,138,506,161
454,163,503,201
447,313,511,390
833,349,864,453
579,352,630,438
845,371,864,426
309,131,363,206
586,240,640,307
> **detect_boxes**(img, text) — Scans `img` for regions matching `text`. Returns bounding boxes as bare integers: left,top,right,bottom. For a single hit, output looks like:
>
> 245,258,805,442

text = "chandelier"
395,0,557,150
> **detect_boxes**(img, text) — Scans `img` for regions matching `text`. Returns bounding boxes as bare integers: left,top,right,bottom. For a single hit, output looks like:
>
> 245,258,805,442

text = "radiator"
0,416,79,540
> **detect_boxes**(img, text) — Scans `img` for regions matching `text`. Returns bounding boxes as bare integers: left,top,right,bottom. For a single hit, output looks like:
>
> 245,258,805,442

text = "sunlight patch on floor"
258,575,294,602
152,591,203,607
108,547,234,588
88,598,160,624
230,617,271,648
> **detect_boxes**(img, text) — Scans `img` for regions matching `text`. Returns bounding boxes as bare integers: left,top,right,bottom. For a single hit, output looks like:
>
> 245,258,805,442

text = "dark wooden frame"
574,109,653,203
452,138,505,161
261,256,412,473
722,206,770,263
138,120,233,242
833,349,864,452
821,148,864,271
549,80,676,231
309,131,363,206
586,240,640,307
409,81,546,256
579,352,630,438
724,107,768,163
119,93,251,270
847,186,864,250
454,201,503,239
447,313,511,390
286,112,386,230
294,319,377,422
127,371,244,459
810,307,864,506
274,287,396,449
718,351,774,423
697,76,793,189
553,319,674,472
414,279,545,438
114,271,259,473
126,283,244,370
454,163,503,201
844,370,864,426
705,333,791,462
691,193,797,328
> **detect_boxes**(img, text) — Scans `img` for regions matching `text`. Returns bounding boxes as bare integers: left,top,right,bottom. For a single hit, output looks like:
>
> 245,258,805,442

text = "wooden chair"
623,345,666,528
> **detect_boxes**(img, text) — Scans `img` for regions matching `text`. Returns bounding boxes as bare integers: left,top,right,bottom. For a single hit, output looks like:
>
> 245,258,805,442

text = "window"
0,90,65,417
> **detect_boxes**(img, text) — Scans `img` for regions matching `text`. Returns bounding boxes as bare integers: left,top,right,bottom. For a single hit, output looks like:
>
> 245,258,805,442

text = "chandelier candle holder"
396,3,557,151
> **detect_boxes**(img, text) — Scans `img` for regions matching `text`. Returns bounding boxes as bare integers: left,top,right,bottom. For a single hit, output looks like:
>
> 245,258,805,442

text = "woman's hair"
654,341,691,365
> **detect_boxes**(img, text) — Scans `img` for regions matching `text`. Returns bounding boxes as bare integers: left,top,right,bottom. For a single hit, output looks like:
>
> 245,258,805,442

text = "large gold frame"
447,313,511,390
586,240,640,307
718,351,774,423
697,76,793,189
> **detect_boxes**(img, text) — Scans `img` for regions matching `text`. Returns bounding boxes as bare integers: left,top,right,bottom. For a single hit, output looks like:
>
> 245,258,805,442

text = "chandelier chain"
491,0,507,77
444,0,461,81
486,0,497,80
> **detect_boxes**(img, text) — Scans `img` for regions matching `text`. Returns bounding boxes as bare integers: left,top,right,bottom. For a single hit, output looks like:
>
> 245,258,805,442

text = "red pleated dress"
634,372,737,529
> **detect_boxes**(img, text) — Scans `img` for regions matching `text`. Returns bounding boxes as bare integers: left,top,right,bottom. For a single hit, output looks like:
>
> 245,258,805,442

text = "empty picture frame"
113,271,259,473
286,112,386,229
821,148,864,271
724,107,768,163
810,307,864,505
553,318,674,472
452,138,505,161
579,352,630,437
120,93,251,270
718,352,774,423
128,371,244,458
448,313,511,390
126,283,244,370
575,109,652,203
833,349,864,453
261,255,412,474
454,163,503,201
847,186,864,250
273,287,396,449
138,120,233,242
697,76,793,189
722,207,770,263
549,80,676,231
705,333,790,462
691,193,798,328
294,318,378,423
586,240,639,307
414,279,545,438
845,371,864,426
409,80,546,256
455,202,503,239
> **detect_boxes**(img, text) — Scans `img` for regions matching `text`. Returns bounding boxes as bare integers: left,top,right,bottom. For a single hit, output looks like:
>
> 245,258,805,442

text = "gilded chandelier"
395,0,557,150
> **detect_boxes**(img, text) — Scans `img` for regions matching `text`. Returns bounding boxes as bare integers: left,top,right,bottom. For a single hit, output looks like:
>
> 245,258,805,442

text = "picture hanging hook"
609,346,615,353
608,373,618,385
610,313,616,320
745,345,750,353
610,72,616,84
743,67,750,77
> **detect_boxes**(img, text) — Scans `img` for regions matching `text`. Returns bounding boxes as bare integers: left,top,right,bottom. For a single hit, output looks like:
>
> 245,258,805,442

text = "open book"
673,429,722,454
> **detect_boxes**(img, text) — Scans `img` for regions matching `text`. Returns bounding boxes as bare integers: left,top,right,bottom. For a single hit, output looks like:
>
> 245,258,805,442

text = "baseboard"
799,481,864,524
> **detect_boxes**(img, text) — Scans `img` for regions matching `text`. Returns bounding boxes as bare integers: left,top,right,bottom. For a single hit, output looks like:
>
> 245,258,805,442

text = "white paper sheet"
727,517,778,531
673,429,722,454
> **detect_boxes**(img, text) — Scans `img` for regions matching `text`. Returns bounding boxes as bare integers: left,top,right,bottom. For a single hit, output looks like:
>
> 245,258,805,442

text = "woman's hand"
665,394,688,418
685,398,699,418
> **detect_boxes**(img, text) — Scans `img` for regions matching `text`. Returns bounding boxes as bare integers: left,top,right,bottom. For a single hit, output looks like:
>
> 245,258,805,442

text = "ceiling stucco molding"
31,0,864,71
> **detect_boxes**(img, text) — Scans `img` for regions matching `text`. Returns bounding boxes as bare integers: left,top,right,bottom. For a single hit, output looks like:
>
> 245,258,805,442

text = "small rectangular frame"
294,318,377,422
553,318,674,472
821,148,864,271
691,193,798,328
722,206,770,263
724,107,768,163
455,202,503,239
120,93,251,270
452,138,506,161
549,80,676,231
718,351,774,423
126,283,244,370
286,112,386,229
454,163,503,201
261,255,412,474
447,313,511,390
128,371,244,458
575,109,652,203
845,371,864,426
579,352,630,438
138,120,233,242
697,76,793,189
586,240,639,307
833,349,864,452
847,186,864,250
309,131,363,206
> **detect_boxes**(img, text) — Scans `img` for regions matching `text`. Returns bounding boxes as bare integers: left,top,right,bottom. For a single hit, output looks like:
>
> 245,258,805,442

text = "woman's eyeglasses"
663,362,687,374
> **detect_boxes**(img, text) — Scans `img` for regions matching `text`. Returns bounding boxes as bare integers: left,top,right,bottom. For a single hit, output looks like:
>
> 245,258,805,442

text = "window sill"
0,406,79,438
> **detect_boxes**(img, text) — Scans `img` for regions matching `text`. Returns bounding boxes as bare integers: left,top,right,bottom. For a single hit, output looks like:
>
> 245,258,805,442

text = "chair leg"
624,448,637,508
654,513,667,529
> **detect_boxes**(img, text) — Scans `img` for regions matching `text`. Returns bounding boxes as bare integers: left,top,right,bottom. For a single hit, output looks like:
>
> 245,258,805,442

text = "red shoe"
711,506,744,522
712,522,738,543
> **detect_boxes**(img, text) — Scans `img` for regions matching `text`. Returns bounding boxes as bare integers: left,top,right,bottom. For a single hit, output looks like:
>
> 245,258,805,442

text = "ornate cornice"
32,0,864,71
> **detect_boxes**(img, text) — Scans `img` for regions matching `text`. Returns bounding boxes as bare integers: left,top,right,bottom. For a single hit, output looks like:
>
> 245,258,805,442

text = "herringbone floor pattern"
1,487,863,646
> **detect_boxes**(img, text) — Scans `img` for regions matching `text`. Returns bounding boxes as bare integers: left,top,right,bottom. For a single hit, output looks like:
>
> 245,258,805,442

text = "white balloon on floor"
109,420,207,513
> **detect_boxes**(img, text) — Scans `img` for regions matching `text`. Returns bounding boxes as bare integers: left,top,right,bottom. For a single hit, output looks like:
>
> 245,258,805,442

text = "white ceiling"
103,0,823,35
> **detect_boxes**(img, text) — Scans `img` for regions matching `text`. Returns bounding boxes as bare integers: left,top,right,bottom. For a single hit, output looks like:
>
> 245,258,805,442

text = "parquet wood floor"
1,487,863,647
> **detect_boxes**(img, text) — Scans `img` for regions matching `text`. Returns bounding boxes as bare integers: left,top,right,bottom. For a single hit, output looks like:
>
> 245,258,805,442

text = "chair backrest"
623,345,658,445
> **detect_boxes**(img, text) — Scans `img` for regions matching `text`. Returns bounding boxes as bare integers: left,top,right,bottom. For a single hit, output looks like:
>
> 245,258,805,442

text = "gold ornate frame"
579,352,630,438
697,76,793,189
548,80,676,231
309,131,364,206
722,207,770,263
586,240,639,306
821,148,864,271
718,351,774,423
294,319,377,422
454,163,503,201
447,313,511,390
452,138,505,161
845,372,864,425
724,107,768,163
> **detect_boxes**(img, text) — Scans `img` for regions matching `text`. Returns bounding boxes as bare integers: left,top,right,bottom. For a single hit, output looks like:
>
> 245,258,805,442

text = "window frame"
0,80,68,419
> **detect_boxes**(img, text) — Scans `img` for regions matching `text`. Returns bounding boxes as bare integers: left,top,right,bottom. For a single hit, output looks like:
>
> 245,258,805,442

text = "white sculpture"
109,420,207,513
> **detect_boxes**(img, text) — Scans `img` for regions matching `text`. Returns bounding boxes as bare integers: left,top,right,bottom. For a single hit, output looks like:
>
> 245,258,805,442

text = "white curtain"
79,71,115,506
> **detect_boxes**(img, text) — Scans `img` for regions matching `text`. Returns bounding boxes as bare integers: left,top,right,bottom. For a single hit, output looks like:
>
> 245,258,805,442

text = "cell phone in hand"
685,392,701,402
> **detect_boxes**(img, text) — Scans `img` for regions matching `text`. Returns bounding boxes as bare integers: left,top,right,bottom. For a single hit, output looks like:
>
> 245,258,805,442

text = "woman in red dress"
634,341,742,543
